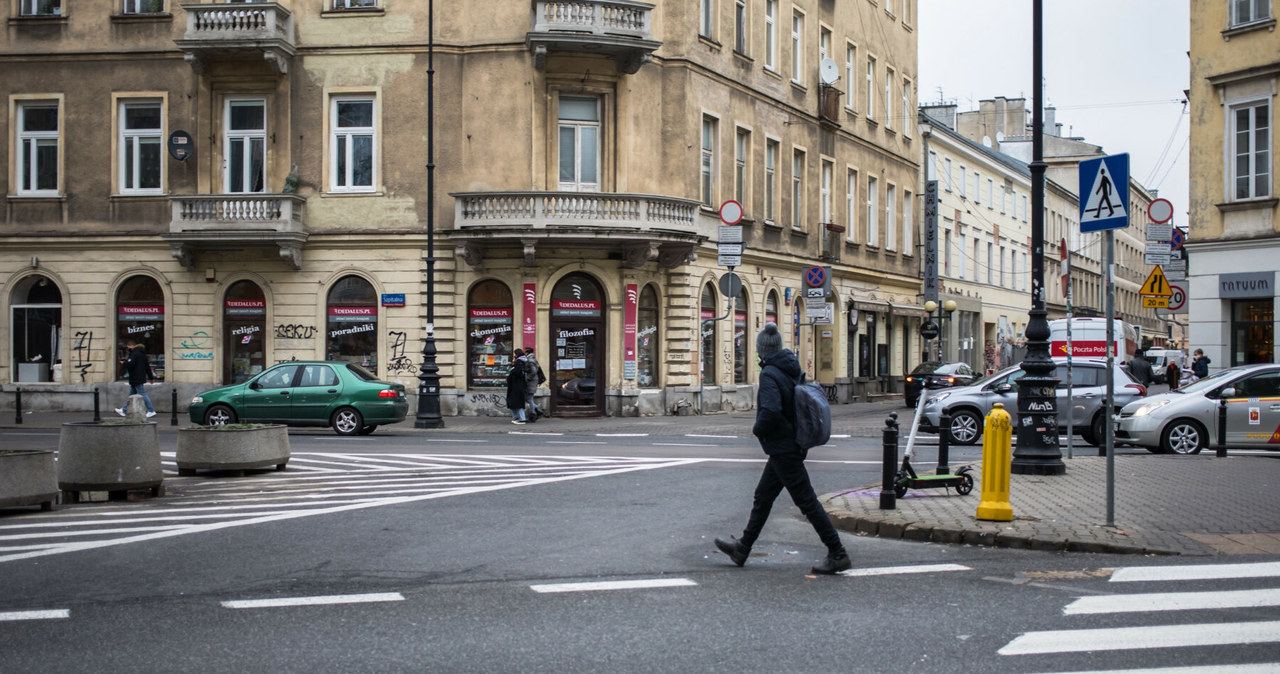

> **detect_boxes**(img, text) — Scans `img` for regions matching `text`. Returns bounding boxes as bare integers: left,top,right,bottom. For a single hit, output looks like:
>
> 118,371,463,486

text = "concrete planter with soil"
0,449,60,511
175,424,290,476
57,421,163,500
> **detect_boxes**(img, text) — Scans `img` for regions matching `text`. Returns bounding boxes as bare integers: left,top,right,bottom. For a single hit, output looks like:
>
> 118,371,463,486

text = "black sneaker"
714,537,750,567
810,551,851,575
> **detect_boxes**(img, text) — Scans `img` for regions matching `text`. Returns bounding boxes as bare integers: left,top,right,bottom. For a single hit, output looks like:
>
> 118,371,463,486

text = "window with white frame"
902,78,912,137
902,0,912,25
846,168,858,242
764,0,777,70
902,189,913,254
558,95,600,192
119,100,162,194
331,96,376,192
1022,194,1028,221
821,160,833,226
986,177,994,208
765,139,778,221
819,27,830,63
1012,249,1020,290
734,0,747,53
225,98,266,194
792,148,805,228
845,44,856,110
942,224,952,275
333,0,379,8
987,242,994,284
886,183,896,250
16,101,59,195
943,157,952,191
123,0,165,13
1000,245,1007,287
1000,186,1007,214
866,56,876,120
958,231,967,278
791,11,804,84
20,0,60,16
734,127,749,206
884,66,894,129
701,116,717,207
1231,100,1271,200
867,175,879,245
1021,251,1028,290
1230,0,1271,27
700,0,714,38
958,165,967,197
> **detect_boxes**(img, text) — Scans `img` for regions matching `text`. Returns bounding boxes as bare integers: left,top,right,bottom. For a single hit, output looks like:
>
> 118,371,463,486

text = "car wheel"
357,425,378,436
1161,419,1206,455
948,409,983,445
204,404,236,426
332,408,363,436
1083,413,1107,447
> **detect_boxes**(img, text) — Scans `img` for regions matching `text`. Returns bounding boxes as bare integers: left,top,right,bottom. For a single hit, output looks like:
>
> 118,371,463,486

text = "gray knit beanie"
756,322,783,359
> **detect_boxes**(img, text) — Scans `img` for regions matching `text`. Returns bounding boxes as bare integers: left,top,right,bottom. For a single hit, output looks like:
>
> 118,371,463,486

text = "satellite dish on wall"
819,58,839,86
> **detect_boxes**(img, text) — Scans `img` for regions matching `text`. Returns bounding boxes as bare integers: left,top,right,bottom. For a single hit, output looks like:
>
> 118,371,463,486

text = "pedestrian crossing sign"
1079,153,1130,233
1140,265,1173,297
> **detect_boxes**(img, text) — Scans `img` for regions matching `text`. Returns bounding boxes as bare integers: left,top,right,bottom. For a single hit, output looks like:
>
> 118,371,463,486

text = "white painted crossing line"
597,433,649,437
653,443,717,447
221,592,404,609
530,578,697,594
1035,665,1280,674
998,620,1280,656
1110,561,1280,583
547,441,607,445
685,434,736,439
838,563,971,578
1064,588,1280,615
0,609,69,621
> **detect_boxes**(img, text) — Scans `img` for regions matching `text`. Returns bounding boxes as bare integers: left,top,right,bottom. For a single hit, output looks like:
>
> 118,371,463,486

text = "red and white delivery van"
1049,317,1139,360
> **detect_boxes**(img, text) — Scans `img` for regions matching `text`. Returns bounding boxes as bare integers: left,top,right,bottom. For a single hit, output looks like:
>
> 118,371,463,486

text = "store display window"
636,285,660,388
701,283,717,384
733,287,749,383
116,276,165,381
467,280,514,388
224,280,266,385
326,275,378,373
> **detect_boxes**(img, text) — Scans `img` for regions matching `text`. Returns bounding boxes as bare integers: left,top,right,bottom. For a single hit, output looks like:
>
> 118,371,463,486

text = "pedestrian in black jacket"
117,339,156,417
1127,351,1154,387
715,323,851,575
506,349,528,425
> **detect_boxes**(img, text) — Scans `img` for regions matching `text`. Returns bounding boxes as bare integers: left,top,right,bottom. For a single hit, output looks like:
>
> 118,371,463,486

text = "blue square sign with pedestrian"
1078,153,1129,232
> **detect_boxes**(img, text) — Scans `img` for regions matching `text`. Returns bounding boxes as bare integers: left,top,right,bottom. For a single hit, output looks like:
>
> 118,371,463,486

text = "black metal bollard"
93,387,101,423
879,412,900,510
937,411,951,474
1217,398,1228,458
171,388,179,426
14,387,22,425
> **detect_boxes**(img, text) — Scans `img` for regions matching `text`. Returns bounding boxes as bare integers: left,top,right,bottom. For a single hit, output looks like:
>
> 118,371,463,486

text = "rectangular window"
821,160,833,226
701,116,717,207
123,0,165,13
986,177,994,208
331,96,376,192
1022,252,1029,290
1000,186,1007,214
886,183,897,250
958,165,967,197
331,0,377,8
1000,245,1007,287
734,0,747,53
764,0,777,70
902,78,912,137
791,11,804,84
16,101,59,195
903,0,912,25
700,0,714,38
867,175,879,245
987,242,994,284
958,232,967,278
845,44,857,111
224,98,266,194
866,56,876,119
119,100,162,194
1022,195,1028,221
1231,0,1271,26
558,95,600,192
943,226,952,276
1232,100,1271,200
943,157,952,191
885,66,895,129
1012,250,1020,291
792,149,805,228
972,171,981,204
20,0,60,15
973,239,980,281
846,168,858,243
902,189,913,254
734,127,749,206
765,139,778,221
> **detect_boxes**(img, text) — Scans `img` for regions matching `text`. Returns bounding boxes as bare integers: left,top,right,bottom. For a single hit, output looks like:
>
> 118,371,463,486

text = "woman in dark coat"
1166,359,1181,391
506,349,528,424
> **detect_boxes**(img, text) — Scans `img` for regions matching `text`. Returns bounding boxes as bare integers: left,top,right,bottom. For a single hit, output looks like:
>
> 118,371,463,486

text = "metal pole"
1217,398,1228,457
879,413,899,509
415,0,443,429
171,388,179,426
1105,230,1116,526
14,388,21,425
937,410,951,475
1066,268,1073,459
1012,0,1065,475
93,386,101,422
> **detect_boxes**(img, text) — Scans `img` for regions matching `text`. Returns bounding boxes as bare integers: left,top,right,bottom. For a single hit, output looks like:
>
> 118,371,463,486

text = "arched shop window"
467,280,514,388
224,280,266,385
766,291,779,325
700,283,717,384
11,275,61,383
636,284,660,387
733,286,749,383
326,275,378,373
116,276,165,382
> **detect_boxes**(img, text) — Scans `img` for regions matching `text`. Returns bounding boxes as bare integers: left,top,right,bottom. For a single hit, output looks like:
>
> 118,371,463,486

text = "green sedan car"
189,361,408,435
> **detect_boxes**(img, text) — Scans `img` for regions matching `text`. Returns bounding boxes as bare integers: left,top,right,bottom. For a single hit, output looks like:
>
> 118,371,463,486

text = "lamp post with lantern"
923,299,957,361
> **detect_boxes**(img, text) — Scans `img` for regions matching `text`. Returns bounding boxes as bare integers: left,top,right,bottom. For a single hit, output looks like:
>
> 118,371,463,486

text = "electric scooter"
893,385,974,498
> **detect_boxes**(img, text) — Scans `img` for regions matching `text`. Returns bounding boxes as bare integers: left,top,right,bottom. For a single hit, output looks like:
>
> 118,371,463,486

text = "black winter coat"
123,345,154,387
506,362,528,411
753,349,802,456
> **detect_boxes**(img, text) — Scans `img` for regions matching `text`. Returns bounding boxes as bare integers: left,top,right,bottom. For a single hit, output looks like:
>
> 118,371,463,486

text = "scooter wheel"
893,478,909,499
956,472,974,496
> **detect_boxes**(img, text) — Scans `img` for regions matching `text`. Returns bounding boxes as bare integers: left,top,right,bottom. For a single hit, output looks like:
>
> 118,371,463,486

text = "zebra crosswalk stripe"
998,620,1280,656
1064,588,1280,615
1109,561,1280,583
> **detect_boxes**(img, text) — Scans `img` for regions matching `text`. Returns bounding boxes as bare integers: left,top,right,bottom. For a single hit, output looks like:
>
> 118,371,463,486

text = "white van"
1144,348,1186,385
1048,317,1139,361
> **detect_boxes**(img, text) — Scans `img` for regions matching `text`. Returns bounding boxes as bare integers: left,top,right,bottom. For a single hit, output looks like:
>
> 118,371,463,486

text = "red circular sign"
805,266,826,287
719,200,743,225
1147,198,1174,224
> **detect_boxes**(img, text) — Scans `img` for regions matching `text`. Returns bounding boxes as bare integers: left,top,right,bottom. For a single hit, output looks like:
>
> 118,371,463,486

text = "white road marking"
547,441,607,445
221,592,404,609
510,431,563,436
0,609,69,621
424,438,489,443
1031,666,1280,674
596,433,649,437
1110,561,1280,583
998,620,1280,655
652,443,717,447
530,578,697,593
1064,588,1280,615
838,563,971,578
685,434,736,439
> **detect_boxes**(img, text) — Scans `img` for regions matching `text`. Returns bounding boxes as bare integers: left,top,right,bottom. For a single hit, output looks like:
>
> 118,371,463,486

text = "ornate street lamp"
923,299,957,361
415,0,443,429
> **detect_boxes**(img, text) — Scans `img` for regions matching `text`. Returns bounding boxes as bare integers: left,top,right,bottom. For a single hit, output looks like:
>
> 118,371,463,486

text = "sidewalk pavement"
5,401,1279,557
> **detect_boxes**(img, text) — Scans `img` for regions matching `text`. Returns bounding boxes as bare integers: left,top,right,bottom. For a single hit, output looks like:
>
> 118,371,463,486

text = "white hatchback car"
1116,363,1280,454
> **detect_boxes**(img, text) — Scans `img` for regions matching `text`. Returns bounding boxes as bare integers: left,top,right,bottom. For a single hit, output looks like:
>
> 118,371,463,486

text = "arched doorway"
116,276,166,382
223,280,266,384
549,272,604,416
10,275,61,383
466,280,514,388
325,275,378,373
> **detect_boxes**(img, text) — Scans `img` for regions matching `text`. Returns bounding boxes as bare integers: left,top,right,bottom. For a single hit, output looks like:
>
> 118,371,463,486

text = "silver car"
1117,363,1280,454
920,357,1146,446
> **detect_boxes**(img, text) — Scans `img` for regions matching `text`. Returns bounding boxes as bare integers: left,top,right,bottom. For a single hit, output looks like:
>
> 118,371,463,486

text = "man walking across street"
714,323,851,575
523,347,546,422
1127,350,1154,387
117,338,157,418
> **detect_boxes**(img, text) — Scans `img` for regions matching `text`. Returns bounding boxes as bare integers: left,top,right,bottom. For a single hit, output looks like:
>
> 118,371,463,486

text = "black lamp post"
923,299,956,361
1011,0,1064,474
415,0,443,429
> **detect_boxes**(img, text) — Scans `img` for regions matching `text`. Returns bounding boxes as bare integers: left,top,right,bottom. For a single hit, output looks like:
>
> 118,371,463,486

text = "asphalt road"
2,427,1277,672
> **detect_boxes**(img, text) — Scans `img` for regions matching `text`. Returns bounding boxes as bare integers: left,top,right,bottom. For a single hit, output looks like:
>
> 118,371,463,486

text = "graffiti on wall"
72,331,93,382
467,392,505,406
386,330,417,375
275,324,317,339
177,330,214,360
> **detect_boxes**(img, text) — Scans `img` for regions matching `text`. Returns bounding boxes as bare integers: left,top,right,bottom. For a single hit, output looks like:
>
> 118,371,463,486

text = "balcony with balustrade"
449,191,704,269
526,0,659,74
174,2,295,75
164,194,308,270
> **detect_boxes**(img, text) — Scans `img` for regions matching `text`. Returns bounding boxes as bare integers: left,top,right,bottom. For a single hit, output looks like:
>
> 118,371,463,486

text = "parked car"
904,361,979,407
1117,363,1280,454
189,361,408,435
919,357,1146,446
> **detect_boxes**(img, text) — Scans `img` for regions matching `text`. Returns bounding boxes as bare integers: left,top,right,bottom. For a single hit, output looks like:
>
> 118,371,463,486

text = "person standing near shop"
523,347,546,422
117,338,157,418
506,349,528,425
714,323,851,575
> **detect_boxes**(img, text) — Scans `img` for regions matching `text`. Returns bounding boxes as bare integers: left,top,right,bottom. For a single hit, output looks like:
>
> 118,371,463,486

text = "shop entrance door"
223,280,266,385
549,273,605,416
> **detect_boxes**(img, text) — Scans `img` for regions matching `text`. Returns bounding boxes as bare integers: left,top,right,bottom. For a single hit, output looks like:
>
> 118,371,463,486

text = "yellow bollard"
975,402,1014,521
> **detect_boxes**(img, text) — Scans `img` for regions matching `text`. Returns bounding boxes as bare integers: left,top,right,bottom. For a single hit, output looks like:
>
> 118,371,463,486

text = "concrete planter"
57,421,163,498
0,449,59,511
175,424,290,476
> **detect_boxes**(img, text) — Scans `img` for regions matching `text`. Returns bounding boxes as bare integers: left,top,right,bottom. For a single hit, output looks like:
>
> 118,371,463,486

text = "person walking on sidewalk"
714,323,851,575
117,338,157,418
523,347,546,422
506,349,528,425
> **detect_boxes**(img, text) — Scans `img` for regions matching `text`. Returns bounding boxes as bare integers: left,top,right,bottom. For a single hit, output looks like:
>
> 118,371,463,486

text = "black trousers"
740,450,845,554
